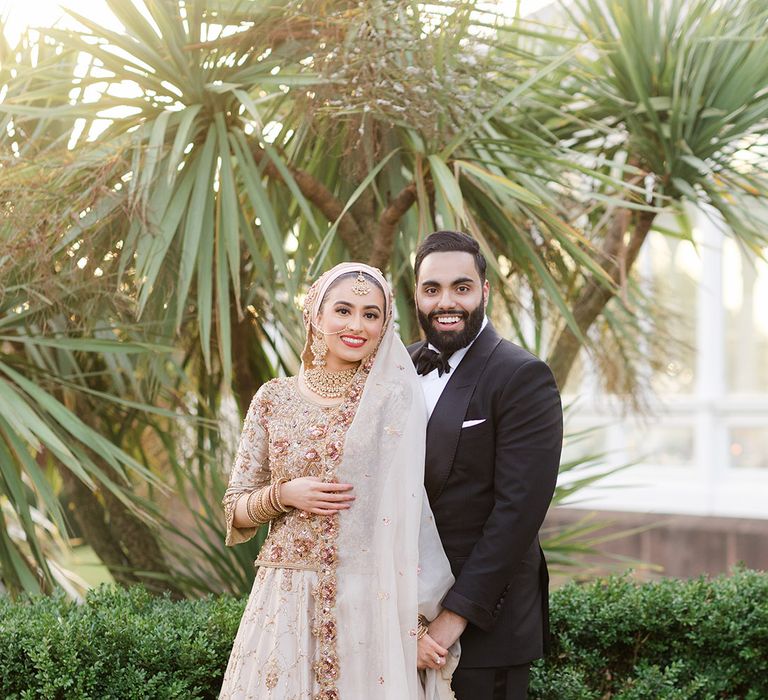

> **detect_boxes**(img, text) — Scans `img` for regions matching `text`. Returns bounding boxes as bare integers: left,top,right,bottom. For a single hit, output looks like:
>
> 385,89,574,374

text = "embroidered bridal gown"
220,262,457,700
220,378,358,698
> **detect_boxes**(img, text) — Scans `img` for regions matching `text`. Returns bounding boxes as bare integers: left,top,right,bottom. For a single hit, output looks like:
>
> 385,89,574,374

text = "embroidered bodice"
223,376,360,571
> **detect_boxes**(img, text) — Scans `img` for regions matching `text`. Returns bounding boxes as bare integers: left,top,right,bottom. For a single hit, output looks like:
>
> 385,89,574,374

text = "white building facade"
562,207,768,521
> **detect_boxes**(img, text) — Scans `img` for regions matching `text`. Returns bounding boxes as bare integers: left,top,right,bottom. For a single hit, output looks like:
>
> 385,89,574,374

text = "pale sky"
1,0,122,41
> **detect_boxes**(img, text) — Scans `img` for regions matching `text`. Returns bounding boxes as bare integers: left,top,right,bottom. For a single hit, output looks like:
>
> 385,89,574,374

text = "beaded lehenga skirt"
219,567,321,699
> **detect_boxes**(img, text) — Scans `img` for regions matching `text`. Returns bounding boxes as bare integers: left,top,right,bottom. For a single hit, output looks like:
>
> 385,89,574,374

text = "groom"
409,231,563,700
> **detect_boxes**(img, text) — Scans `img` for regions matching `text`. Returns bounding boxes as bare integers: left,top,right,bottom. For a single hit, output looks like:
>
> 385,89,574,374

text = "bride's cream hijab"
300,261,390,371
305,263,458,699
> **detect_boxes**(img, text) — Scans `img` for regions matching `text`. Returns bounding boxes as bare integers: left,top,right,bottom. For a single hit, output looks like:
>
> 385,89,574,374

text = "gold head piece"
351,271,372,296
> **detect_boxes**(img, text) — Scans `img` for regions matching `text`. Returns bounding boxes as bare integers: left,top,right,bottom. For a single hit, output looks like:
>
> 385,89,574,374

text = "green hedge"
0,586,244,699
0,569,765,699
531,568,768,699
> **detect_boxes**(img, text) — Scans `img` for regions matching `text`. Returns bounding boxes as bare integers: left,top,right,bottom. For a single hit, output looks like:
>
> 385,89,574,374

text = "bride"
220,262,458,699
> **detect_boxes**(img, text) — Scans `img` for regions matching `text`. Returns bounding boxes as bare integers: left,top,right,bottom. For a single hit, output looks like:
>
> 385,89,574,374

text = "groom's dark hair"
414,230,487,282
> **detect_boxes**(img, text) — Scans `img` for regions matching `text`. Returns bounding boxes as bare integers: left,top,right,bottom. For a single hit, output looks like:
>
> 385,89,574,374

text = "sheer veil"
306,263,457,699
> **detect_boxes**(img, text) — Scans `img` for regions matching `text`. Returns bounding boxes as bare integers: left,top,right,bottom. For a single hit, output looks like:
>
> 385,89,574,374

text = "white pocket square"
461,419,486,428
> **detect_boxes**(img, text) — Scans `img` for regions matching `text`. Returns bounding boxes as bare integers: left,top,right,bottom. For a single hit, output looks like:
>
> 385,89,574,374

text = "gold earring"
310,333,327,367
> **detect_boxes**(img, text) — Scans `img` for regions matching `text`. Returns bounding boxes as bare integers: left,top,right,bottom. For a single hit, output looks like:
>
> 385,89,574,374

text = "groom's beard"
417,300,485,355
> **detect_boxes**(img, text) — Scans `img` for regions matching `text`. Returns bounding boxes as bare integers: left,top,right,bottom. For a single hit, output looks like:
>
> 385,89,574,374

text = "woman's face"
316,276,386,370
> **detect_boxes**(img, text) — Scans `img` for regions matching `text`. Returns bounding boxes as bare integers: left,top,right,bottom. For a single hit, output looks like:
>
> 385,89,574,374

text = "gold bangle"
245,491,261,525
256,488,270,522
268,483,280,514
417,614,429,640
260,485,280,520
251,491,266,523
274,478,290,512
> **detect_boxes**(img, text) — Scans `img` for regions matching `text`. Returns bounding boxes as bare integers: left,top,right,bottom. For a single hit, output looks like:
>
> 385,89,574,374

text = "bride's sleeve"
418,490,453,619
222,387,271,546
418,489,461,697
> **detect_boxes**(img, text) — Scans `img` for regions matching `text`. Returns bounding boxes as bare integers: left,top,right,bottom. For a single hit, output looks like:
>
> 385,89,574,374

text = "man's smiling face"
415,251,489,354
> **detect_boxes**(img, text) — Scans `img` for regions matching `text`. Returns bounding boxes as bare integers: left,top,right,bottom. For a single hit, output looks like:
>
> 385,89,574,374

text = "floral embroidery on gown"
220,374,365,700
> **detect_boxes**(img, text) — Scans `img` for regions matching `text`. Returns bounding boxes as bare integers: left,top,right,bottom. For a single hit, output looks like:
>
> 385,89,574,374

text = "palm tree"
1,0,767,596
547,0,768,389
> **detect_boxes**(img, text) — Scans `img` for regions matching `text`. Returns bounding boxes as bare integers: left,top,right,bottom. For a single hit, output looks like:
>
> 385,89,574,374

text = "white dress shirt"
419,317,488,418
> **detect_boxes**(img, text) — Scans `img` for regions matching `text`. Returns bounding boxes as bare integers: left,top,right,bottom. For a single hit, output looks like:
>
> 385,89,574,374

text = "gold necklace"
304,365,358,399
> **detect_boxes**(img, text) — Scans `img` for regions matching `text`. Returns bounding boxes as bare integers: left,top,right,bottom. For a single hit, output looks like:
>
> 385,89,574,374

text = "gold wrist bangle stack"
417,614,429,640
245,478,292,525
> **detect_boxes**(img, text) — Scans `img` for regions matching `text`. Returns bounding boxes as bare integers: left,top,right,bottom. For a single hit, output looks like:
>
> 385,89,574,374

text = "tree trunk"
231,306,261,416
100,486,183,597
60,463,185,597
368,183,417,271
58,466,140,588
547,209,657,389
249,143,370,261
57,391,186,597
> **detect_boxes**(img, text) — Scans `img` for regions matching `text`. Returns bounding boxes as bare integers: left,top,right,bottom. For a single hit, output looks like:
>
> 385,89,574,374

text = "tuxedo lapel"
423,324,501,502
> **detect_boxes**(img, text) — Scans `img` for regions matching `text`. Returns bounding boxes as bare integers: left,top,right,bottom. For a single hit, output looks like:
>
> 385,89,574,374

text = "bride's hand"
417,633,448,671
280,477,355,515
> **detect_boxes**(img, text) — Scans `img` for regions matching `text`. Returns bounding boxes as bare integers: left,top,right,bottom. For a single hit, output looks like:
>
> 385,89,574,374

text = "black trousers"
451,664,530,700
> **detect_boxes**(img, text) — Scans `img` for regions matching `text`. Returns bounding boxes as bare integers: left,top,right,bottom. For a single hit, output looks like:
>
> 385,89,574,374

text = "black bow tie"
414,345,453,377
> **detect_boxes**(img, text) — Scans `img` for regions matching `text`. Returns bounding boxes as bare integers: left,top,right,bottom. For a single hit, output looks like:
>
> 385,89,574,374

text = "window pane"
561,424,606,465
724,239,768,393
626,424,695,466
728,427,768,469
646,231,698,394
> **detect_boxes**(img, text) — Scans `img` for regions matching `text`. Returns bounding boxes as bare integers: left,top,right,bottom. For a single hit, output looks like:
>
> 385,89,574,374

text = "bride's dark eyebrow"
334,300,383,313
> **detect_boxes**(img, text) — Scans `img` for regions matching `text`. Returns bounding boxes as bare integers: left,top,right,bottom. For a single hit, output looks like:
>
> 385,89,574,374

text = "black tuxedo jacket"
409,323,562,668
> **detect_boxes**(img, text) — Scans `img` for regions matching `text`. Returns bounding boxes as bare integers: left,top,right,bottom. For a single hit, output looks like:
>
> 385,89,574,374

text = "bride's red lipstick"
340,335,366,348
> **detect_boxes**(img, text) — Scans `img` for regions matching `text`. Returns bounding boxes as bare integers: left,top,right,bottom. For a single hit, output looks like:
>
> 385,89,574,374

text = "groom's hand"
426,610,467,649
